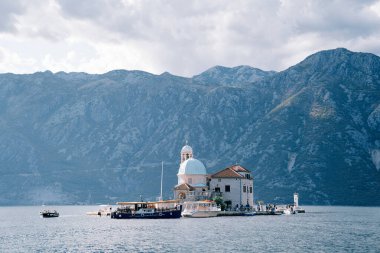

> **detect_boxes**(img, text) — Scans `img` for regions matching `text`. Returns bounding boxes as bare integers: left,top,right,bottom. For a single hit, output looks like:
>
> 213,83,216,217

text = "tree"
213,196,226,211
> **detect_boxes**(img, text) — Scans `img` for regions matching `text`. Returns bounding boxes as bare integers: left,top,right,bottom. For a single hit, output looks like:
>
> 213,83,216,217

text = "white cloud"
0,46,36,73
0,0,25,32
0,0,380,76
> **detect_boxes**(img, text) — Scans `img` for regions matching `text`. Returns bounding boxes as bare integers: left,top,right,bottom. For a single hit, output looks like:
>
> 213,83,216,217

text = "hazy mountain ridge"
234,49,380,205
192,65,276,86
0,48,379,205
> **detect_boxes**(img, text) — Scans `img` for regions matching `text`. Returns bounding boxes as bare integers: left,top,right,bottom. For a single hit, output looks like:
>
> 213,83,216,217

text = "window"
215,187,220,192
188,178,192,184
225,185,230,192
245,174,251,179
243,186,246,193
250,187,253,193
218,178,221,182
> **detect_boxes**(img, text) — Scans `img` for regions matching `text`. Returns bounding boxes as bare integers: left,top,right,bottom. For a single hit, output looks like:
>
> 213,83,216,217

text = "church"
173,143,254,209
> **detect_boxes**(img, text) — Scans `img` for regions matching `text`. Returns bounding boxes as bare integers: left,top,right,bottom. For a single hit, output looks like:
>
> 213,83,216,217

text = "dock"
217,211,247,216
255,210,282,215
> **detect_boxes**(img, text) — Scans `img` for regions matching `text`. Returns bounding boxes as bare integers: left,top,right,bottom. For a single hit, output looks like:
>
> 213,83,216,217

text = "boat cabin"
116,200,180,214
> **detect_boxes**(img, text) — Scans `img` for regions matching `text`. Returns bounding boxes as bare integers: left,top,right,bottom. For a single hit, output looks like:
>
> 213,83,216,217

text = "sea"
0,205,379,252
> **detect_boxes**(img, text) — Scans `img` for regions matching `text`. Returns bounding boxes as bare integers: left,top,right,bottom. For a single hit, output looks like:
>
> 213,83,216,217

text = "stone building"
173,143,254,208
209,165,254,209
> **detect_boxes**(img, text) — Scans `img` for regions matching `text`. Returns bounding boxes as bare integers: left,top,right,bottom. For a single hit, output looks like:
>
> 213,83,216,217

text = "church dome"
181,145,193,153
178,158,207,175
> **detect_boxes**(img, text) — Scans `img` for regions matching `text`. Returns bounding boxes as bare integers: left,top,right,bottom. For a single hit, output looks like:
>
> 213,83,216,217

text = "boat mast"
160,161,164,201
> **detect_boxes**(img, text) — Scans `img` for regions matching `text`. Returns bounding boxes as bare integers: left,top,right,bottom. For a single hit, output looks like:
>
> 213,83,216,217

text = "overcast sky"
0,0,380,76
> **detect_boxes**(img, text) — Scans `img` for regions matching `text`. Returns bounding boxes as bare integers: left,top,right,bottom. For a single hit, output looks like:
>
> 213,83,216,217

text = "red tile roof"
230,165,250,173
174,183,195,191
211,165,251,178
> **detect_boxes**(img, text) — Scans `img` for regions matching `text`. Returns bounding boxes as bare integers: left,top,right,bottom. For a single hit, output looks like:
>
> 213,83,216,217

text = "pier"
217,211,247,216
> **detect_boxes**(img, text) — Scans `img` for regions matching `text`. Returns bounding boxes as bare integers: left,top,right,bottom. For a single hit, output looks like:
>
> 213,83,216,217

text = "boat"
255,210,283,215
112,162,184,219
294,207,306,213
182,200,221,218
111,200,182,219
274,205,297,215
111,162,183,219
243,211,256,216
86,205,112,216
40,210,59,218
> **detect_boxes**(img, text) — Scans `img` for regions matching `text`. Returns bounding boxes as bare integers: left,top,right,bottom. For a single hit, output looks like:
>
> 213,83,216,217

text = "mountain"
0,48,379,206
192,65,275,86
232,48,380,205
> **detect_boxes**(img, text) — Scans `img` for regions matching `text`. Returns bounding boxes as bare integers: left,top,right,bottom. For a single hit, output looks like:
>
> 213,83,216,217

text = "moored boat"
111,200,182,219
294,207,306,213
182,200,221,218
243,211,256,216
86,205,112,216
40,210,59,218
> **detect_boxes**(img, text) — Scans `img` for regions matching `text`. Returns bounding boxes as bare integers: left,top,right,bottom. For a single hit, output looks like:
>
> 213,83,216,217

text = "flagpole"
160,161,164,201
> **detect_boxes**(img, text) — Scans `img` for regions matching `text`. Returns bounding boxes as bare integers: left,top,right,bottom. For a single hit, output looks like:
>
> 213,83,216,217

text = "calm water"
0,206,379,252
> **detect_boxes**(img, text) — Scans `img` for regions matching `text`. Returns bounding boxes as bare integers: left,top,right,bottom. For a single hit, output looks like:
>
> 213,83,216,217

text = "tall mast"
160,161,164,201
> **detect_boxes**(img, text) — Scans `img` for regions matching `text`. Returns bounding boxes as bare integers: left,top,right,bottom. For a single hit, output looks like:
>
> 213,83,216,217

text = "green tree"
213,196,226,211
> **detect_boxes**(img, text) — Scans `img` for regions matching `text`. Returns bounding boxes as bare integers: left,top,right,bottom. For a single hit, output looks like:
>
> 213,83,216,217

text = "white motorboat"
182,201,221,218
86,205,112,216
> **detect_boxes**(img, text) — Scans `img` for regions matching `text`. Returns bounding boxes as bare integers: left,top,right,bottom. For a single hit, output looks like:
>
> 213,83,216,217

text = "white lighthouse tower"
294,192,299,207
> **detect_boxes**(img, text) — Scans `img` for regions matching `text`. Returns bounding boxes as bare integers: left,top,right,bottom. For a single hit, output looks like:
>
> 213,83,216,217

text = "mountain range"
0,48,379,206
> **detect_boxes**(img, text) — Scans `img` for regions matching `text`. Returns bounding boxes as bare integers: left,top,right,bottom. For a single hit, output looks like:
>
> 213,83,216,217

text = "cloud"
57,0,111,19
0,46,36,73
0,0,26,32
1,0,380,75
283,0,380,39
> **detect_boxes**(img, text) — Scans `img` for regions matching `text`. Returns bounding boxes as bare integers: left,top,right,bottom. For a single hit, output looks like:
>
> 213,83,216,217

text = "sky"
0,0,380,76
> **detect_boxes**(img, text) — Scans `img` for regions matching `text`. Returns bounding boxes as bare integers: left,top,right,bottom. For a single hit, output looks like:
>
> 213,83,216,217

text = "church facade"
174,144,209,201
173,143,254,209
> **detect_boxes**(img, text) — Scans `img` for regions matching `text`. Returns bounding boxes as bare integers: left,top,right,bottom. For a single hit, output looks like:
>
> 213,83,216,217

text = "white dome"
181,145,193,153
178,158,207,175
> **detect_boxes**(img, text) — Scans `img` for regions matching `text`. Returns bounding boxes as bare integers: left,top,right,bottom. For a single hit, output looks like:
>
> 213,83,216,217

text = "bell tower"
180,141,193,163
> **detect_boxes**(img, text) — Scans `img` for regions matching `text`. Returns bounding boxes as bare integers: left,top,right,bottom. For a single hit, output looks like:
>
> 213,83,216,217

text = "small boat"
243,211,256,216
40,210,59,218
294,207,306,213
182,201,221,218
111,200,182,219
274,205,297,215
86,205,112,216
